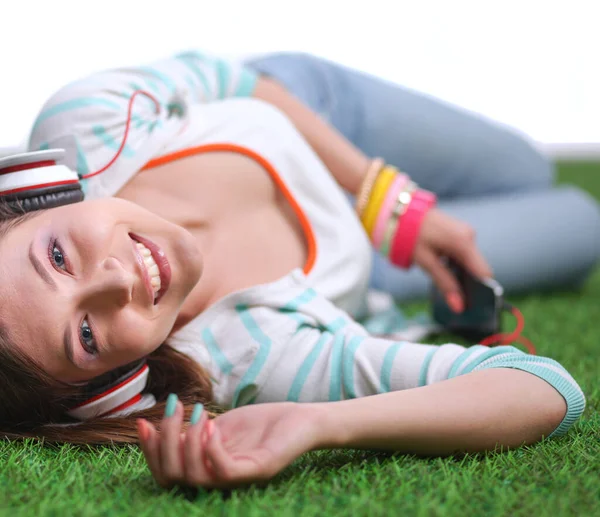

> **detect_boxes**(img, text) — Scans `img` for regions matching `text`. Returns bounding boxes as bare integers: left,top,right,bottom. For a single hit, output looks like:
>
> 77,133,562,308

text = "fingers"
437,218,493,280
417,248,464,311
137,418,168,487
183,403,212,486
159,394,186,485
456,240,493,280
419,211,493,292
138,399,286,490
204,421,232,479
138,395,220,489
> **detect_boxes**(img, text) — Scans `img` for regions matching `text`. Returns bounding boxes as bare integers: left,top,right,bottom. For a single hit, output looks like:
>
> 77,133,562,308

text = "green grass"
1,162,599,517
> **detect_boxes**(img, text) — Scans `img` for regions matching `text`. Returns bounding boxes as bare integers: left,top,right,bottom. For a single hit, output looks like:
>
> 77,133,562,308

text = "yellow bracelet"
355,158,384,216
361,166,398,236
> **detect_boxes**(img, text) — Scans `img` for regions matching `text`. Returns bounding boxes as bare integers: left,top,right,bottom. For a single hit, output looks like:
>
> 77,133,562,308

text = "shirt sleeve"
27,51,258,198
168,271,585,440
254,320,586,439
172,50,258,101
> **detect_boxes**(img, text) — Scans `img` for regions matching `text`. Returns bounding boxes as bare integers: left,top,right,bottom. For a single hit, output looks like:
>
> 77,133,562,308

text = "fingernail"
190,403,204,425
165,393,178,418
446,292,464,313
206,420,215,440
137,419,149,441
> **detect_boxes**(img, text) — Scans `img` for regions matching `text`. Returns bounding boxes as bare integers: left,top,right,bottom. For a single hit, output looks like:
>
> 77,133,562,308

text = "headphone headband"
0,148,66,172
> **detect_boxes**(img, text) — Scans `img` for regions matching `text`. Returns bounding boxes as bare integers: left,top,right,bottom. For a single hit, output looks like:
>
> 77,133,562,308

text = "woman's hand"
137,397,321,489
414,208,493,312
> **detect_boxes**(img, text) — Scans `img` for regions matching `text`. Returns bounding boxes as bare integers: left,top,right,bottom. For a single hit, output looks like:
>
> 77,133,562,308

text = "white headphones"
67,362,156,420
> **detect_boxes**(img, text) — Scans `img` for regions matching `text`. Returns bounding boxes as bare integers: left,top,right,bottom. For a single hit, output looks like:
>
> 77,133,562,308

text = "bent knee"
541,185,600,286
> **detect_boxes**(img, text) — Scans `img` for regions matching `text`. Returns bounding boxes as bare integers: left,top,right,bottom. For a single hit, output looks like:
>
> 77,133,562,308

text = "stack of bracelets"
356,158,438,269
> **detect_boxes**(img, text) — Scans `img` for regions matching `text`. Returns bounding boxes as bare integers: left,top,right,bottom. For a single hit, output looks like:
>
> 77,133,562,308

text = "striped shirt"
28,52,585,439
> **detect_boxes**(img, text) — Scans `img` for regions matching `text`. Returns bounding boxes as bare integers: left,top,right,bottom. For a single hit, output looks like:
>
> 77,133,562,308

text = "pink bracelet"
390,189,437,268
370,174,408,249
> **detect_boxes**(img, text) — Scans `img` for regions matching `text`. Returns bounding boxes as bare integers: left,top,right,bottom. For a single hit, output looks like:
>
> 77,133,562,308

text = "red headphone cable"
81,90,160,180
479,302,536,354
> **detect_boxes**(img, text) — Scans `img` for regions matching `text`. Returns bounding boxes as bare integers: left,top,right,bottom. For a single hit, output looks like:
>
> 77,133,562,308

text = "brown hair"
0,202,215,445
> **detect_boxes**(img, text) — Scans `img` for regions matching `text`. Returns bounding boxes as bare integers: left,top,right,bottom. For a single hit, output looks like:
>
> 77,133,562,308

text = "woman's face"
0,198,202,383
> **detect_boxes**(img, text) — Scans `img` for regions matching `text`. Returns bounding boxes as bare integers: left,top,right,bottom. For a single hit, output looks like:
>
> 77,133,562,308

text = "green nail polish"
165,393,178,418
190,403,204,425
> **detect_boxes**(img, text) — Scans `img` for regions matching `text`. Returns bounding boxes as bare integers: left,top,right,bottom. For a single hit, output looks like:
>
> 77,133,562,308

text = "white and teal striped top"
28,51,586,439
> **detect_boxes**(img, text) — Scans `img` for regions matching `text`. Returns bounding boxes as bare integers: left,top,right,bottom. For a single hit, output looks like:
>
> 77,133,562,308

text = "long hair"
0,202,214,444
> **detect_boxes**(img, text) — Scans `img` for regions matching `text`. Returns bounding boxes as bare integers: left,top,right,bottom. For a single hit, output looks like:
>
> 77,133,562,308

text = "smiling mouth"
129,233,172,305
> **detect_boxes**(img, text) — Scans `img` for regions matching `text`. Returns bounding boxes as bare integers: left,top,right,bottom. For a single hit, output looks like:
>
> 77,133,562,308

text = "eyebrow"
28,241,57,291
63,327,77,367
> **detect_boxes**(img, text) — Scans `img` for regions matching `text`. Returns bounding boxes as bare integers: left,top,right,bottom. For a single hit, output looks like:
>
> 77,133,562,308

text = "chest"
119,152,278,222
117,151,308,318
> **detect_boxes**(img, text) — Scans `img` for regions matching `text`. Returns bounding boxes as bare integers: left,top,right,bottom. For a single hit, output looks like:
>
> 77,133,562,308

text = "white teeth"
136,242,151,257
136,241,161,296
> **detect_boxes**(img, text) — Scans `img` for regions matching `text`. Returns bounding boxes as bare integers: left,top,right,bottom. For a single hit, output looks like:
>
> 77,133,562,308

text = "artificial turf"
1,161,599,517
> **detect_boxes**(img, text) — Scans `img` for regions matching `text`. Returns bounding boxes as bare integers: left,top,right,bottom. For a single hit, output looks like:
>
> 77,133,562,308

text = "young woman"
0,51,593,490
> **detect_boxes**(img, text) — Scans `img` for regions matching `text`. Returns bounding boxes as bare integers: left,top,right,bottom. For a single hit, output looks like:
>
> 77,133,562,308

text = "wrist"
352,155,373,193
304,402,353,450
355,158,385,216
358,163,437,268
389,189,437,268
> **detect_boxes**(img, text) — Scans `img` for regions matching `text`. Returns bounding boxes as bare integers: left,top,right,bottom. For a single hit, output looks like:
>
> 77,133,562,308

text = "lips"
129,233,172,305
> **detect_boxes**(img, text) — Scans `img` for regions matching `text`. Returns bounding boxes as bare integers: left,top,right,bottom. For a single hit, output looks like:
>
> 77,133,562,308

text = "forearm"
253,76,370,194
313,369,567,456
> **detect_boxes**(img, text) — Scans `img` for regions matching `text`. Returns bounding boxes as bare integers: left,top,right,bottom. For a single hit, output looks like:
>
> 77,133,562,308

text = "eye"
50,242,67,271
79,318,98,355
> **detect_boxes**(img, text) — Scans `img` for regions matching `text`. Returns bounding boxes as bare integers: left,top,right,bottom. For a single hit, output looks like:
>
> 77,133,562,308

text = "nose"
82,256,134,309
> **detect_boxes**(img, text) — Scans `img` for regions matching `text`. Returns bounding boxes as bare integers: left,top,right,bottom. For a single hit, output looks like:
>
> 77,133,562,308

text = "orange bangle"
355,158,384,216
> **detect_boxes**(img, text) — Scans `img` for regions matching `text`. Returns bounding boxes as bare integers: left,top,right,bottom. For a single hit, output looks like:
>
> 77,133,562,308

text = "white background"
1,0,598,150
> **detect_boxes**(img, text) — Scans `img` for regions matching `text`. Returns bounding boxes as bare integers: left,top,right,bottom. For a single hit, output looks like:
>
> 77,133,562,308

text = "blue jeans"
246,53,600,301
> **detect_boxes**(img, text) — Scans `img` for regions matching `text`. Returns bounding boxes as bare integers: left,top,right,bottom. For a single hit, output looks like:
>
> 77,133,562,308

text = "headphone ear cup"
0,149,84,215
2,183,84,213
68,360,152,420
78,360,147,400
